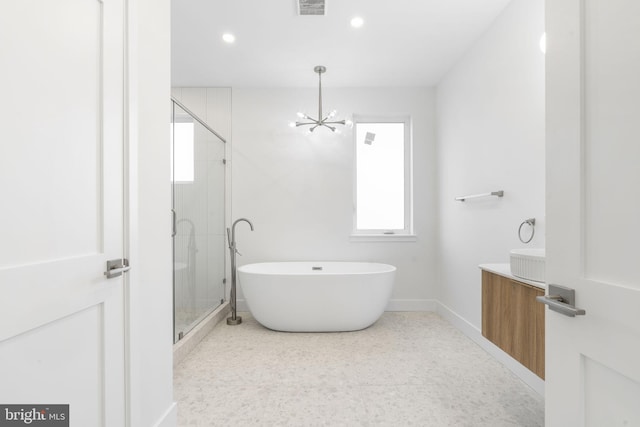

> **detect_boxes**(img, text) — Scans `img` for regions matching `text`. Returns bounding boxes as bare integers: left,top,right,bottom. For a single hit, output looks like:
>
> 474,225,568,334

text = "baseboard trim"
386,299,437,311
237,299,249,312
153,402,177,427
435,301,545,397
238,299,437,313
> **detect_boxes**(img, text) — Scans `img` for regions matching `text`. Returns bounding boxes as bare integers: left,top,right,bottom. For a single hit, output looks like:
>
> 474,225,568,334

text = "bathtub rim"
237,261,396,276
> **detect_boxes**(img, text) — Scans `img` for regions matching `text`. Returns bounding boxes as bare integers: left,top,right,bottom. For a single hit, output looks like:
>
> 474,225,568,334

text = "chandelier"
292,65,350,132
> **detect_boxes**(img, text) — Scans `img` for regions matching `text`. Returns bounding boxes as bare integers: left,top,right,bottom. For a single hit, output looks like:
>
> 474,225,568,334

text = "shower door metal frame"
171,98,227,343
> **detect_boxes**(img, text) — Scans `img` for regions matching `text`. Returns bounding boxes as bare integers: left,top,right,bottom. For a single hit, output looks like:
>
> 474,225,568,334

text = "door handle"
105,259,131,279
536,284,586,317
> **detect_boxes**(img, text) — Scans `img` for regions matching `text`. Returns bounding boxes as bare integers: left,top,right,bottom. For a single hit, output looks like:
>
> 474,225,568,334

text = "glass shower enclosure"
171,98,226,343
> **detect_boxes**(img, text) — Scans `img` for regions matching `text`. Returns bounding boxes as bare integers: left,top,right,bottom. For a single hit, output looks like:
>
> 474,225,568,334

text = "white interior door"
546,0,640,425
0,0,127,425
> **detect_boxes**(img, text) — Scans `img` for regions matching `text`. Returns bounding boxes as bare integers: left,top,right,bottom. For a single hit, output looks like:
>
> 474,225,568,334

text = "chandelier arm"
296,121,317,127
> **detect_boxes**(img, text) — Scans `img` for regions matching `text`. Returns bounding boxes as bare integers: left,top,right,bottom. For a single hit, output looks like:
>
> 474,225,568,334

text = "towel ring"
518,218,535,244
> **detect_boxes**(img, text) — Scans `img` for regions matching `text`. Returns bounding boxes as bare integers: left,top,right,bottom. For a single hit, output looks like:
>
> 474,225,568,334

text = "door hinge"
222,159,227,165
104,258,131,279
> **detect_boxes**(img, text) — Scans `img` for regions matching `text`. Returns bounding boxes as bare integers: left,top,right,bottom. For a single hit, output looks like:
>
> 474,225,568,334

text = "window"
171,121,195,182
353,115,413,239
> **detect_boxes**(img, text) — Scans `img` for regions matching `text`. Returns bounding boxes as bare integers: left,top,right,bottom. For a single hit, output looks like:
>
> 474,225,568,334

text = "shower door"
171,100,226,343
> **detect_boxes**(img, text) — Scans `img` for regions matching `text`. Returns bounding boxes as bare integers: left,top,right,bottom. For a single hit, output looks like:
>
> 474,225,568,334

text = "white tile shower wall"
436,0,545,328
232,87,438,308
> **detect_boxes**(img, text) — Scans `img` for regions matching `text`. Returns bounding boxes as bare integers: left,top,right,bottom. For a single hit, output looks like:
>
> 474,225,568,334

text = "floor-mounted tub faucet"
227,218,254,325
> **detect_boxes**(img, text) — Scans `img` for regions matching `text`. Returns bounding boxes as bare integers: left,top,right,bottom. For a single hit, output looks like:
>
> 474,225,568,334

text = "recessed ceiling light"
222,33,236,43
350,16,364,28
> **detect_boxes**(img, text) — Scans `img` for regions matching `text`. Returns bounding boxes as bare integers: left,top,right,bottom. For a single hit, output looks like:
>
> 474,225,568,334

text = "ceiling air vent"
298,0,325,16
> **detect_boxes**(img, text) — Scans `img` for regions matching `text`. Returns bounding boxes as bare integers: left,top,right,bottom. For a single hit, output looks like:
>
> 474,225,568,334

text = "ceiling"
171,0,512,88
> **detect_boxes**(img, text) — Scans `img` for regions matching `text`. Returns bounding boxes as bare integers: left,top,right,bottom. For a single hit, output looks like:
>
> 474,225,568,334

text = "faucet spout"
233,217,254,232
230,218,254,248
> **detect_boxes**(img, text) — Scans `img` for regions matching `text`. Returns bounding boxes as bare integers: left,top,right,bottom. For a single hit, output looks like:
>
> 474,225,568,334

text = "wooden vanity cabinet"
481,270,545,379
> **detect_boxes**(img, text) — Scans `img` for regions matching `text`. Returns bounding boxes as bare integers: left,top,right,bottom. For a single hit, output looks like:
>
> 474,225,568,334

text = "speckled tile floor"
173,312,544,426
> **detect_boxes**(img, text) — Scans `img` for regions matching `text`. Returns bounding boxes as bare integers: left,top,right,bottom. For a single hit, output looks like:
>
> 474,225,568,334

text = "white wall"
232,87,438,309
436,0,545,327
128,0,175,425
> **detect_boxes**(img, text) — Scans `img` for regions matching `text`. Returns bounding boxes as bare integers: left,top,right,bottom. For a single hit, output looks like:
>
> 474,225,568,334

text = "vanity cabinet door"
482,271,545,379
512,283,545,379
531,285,545,378
482,271,513,353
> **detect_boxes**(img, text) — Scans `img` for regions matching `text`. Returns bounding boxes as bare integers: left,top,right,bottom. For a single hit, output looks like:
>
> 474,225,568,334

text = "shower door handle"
171,209,177,237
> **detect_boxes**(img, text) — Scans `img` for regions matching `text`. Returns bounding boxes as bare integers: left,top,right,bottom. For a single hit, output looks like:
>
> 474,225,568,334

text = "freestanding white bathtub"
238,262,396,332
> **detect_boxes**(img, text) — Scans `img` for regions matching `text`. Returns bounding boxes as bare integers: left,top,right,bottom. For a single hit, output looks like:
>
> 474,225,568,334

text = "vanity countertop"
479,263,546,290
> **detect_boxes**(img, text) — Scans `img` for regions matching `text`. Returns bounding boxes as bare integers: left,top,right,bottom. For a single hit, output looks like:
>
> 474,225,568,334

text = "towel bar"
455,190,504,202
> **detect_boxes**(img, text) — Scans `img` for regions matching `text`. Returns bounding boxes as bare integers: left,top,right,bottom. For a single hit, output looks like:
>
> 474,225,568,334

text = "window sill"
349,234,417,243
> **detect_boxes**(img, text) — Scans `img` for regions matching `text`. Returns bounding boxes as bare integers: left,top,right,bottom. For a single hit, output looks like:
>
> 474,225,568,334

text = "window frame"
351,114,414,241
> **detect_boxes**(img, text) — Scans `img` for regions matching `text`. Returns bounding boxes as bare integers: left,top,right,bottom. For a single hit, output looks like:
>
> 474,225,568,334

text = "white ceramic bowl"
510,248,545,283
